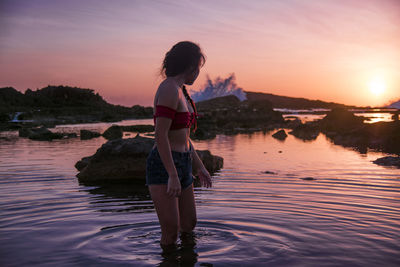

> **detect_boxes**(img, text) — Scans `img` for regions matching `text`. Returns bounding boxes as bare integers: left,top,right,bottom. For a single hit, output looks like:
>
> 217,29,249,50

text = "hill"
0,86,153,127
387,99,400,109
243,91,354,109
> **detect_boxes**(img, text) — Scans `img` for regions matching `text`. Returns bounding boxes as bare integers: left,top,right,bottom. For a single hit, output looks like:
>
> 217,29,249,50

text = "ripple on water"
73,219,299,266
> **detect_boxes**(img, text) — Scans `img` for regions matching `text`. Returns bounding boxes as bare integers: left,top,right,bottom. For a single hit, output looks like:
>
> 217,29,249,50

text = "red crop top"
153,104,198,130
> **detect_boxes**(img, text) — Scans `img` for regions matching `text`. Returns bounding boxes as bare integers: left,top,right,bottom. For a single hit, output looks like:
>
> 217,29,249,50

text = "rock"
102,125,123,140
75,156,92,171
194,150,224,174
392,112,399,121
283,117,302,129
301,177,316,180
121,125,154,133
288,123,320,141
76,134,154,181
75,134,224,182
320,108,364,133
272,129,287,140
80,129,101,140
65,133,78,138
18,127,32,137
18,126,78,140
19,126,63,140
262,171,277,174
193,94,285,139
320,120,400,155
372,156,400,168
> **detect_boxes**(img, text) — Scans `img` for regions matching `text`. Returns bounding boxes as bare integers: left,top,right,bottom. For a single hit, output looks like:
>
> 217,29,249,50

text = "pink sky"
0,0,399,107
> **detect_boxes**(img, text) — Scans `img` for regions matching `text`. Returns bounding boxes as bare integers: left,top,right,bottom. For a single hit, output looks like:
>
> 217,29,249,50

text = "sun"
368,77,386,96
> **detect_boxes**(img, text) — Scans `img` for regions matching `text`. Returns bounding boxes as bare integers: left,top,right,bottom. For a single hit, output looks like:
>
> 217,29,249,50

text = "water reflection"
159,232,199,267
78,180,154,213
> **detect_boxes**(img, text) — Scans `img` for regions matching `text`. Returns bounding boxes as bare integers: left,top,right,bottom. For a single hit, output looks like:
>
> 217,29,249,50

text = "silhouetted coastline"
0,85,153,131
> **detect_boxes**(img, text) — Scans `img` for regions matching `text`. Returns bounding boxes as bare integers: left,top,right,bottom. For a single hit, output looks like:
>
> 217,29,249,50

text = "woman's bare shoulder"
155,79,179,108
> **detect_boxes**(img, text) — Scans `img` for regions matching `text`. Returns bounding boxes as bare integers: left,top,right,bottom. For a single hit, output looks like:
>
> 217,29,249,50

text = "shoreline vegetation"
1,85,399,175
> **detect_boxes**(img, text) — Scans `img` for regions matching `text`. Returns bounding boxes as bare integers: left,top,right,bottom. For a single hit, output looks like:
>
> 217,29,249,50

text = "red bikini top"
153,104,199,130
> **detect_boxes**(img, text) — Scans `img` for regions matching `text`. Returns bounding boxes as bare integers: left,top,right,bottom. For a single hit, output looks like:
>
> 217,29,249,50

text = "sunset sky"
0,0,399,107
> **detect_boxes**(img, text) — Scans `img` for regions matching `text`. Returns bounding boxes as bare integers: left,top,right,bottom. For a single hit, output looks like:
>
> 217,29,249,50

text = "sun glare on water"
368,77,386,96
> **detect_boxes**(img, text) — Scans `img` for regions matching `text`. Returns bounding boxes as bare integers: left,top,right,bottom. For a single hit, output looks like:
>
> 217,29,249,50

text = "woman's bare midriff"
153,80,193,153
152,128,191,152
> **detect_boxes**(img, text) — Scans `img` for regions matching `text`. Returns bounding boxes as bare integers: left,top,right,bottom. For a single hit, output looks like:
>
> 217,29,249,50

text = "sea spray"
190,73,247,102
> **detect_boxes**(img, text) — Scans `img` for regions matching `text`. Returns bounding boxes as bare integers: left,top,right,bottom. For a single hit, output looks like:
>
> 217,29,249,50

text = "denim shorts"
145,146,194,190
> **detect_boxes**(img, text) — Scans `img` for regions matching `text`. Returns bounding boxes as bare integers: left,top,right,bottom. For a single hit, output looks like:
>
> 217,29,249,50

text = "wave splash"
190,73,247,102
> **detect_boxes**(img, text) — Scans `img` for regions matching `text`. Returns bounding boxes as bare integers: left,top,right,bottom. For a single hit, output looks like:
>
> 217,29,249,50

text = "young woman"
145,41,213,247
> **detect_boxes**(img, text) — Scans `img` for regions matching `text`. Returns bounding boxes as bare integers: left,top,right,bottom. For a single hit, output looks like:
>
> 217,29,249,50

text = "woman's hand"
167,174,181,197
196,166,212,188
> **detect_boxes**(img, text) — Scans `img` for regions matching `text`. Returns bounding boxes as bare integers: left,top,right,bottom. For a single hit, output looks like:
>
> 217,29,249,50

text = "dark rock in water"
18,127,32,137
65,133,78,138
80,129,101,140
283,117,302,129
194,150,224,174
19,126,63,140
320,120,400,155
372,156,400,168
320,108,364,133
392,112,399,121
263,171,277,174
102,125,123,140
289,123,320,141
193,94,285,139
76,135,154,181
75,134,224,182
121,124,154,133
19,126,78,140
75,156,91,171
314,108,400,155
301,177,316,180
272,129,287,140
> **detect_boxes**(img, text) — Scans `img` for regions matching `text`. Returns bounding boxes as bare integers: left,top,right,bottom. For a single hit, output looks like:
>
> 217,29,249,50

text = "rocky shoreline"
2,86,399,171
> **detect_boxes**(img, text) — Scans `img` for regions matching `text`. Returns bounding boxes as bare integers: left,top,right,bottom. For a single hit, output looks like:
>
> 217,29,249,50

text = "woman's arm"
188,137,205,173
189,137,212,188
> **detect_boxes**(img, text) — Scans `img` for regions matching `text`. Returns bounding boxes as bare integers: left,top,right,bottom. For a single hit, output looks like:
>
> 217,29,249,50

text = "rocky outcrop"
75,134,224,182
288,123,320,141
102,125,123,140
192,95,285,140
272,129,287,140
18,126,77,141
317,108,400,154
319,108,365,134
80,129,101,140
372,156,400,168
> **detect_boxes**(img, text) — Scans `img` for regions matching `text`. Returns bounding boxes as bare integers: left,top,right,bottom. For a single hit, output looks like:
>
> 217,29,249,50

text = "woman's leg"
149,184,180,245
178,183,197,233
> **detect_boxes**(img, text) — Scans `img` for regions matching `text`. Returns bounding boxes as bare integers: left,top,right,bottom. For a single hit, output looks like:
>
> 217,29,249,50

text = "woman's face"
184,66,200,85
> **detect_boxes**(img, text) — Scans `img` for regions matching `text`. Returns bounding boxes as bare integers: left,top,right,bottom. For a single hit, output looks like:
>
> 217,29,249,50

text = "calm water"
1,118,399,266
